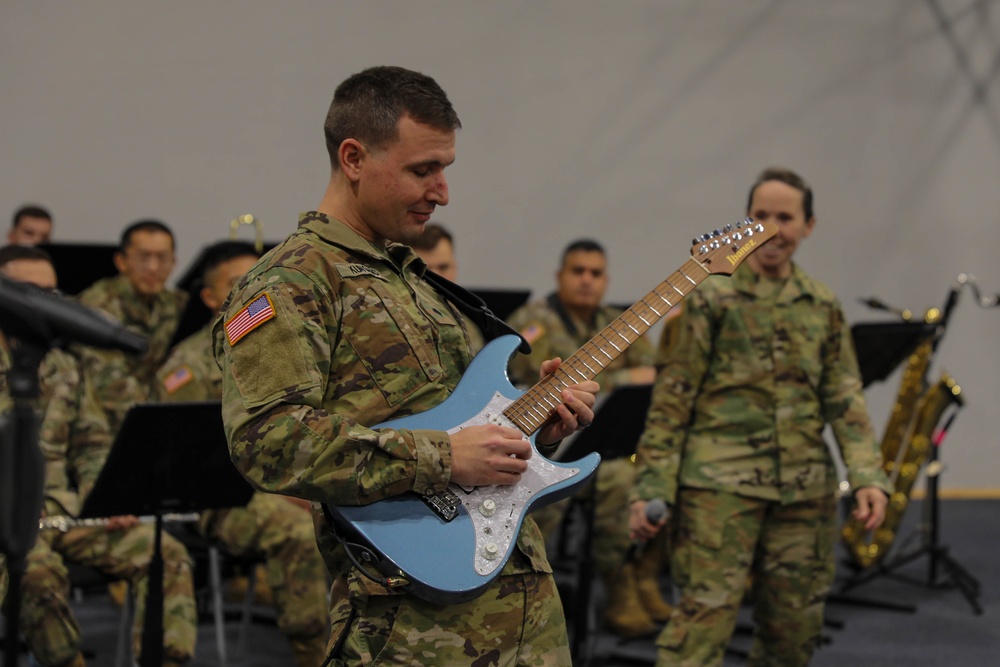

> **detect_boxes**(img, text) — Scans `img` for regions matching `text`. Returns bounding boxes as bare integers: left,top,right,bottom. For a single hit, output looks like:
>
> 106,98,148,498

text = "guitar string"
502,258,712,433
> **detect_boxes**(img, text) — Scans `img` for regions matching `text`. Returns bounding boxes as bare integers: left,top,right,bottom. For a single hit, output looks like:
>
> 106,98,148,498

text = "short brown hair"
746,167,814,220
12,204,52,229
0,244,53,269
411,223,453,252
324,66,461,169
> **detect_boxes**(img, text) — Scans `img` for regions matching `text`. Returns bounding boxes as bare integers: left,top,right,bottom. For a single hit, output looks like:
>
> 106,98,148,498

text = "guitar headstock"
690,218,778,275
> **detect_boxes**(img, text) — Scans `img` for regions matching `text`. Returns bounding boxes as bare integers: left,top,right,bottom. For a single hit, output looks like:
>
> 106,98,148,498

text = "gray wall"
4,1,999,490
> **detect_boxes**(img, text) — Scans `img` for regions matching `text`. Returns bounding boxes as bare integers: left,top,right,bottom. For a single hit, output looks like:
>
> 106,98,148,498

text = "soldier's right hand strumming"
450,425,532,487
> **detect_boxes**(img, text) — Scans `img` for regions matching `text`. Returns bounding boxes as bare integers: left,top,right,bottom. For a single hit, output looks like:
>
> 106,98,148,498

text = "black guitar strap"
423,270,532,355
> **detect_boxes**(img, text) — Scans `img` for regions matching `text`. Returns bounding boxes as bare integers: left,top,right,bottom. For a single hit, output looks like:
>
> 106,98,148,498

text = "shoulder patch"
336,263,384,280
162,365,195,394
225,292,276,345
520,323,545,345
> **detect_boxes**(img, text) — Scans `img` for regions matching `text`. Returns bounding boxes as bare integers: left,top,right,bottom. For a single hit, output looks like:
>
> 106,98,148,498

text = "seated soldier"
156,240,328,667
506,239,669,638
0,244,197,667
76,219,188,436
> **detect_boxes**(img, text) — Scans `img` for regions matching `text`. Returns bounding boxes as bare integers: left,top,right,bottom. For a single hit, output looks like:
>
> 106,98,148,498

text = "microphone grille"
646,498,668,523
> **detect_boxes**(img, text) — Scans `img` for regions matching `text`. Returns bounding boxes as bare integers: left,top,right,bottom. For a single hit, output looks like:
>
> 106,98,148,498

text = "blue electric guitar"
324,218,776,604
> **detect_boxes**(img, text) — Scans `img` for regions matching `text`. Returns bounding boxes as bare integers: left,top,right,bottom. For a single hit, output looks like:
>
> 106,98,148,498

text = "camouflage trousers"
201,492,328,663
327,569,570,666
533,457,635,577
656,488,837,667
0,539,82,667
1,522,197,664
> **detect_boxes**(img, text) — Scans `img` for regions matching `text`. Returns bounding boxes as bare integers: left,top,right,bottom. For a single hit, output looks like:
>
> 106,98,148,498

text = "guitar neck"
504,257,711,434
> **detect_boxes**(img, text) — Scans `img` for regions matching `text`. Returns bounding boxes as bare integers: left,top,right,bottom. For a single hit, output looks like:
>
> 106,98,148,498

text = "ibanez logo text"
726,238,756,266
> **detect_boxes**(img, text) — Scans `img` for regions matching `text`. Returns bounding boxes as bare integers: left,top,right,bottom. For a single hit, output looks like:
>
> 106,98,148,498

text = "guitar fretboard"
503,258,711,434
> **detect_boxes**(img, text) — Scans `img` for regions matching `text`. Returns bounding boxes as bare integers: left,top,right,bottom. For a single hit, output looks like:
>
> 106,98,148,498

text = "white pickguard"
446,391,581,576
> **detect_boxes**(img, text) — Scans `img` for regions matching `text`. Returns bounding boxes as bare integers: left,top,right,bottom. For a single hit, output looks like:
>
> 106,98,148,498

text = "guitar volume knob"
479,499,497,517
482,542,500,560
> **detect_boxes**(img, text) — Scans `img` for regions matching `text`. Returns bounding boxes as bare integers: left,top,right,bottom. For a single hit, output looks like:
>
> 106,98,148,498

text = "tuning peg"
724,223,733,232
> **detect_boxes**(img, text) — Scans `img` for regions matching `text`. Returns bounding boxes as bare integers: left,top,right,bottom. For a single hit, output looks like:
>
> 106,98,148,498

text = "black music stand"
850,321,937,388
553,385,654,666
35,243,118,296
836,405,980,613
78,402,254,667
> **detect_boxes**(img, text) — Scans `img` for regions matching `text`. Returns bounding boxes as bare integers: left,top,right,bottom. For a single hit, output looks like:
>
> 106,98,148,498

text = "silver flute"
38,512,200,533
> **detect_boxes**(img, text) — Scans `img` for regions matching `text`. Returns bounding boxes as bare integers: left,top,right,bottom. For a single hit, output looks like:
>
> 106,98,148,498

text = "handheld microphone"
0,276,147,354
645,498,668,525
625,499,669,562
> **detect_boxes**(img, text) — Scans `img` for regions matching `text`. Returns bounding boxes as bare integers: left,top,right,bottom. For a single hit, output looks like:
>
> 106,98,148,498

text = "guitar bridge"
420,489,462,522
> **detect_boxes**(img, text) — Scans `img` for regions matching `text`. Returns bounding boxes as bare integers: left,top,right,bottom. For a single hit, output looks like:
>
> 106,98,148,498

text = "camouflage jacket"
506,295,655,390
0,335,113,517
156,323,220,402
633,263,891,506
213,212,553,589
77,274,188,434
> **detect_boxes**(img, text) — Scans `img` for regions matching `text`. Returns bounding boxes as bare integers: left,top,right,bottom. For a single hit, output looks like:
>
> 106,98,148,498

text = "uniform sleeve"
156,354,211,402
632,294,713,505
215,268,453,506
68,365,115,505
819,301,892,495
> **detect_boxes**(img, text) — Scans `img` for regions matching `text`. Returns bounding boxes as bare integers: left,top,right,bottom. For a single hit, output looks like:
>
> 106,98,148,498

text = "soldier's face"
356,115,455,245
557,250,608,312
200,254,258,314
0,258,57,291
415,238,458,282
8,216,52,246
114,229,176,297
745,180,815,279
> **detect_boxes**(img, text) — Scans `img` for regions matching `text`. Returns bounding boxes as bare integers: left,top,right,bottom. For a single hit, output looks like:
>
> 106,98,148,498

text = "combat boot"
635,539,672,623
603,563,658,638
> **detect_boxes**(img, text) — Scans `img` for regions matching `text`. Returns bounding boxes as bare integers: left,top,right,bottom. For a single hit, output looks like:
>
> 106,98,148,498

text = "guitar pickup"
420,490,462,522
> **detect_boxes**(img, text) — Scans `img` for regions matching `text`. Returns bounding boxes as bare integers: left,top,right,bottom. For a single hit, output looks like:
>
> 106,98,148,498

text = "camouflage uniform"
632,263,892,667
0,339,197,665
214,212,571,666
157,323,329,666
76,274,188,434
506,296,655,576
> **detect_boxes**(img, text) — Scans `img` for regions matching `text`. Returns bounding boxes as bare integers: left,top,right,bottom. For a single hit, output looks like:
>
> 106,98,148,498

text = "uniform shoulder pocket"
226,285,322,410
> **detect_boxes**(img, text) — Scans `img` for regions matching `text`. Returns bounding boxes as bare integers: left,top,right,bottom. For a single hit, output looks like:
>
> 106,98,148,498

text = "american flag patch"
520,323,545,345
162,365,194,394
225,293,276,345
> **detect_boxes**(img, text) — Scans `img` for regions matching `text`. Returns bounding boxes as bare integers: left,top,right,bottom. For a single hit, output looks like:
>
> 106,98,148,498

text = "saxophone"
842,273,992,567
842,369,964,568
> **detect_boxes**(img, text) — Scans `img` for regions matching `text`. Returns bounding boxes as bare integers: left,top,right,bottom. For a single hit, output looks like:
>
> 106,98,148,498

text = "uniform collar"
730,262,816,303
297,211,423,274
107,274,179,324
